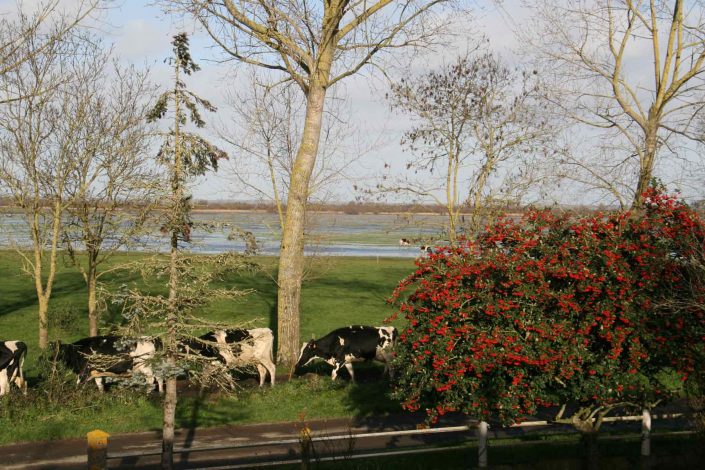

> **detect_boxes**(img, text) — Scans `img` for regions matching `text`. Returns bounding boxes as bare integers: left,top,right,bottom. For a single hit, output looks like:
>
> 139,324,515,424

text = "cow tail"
268,330,275,364
17,342,27,393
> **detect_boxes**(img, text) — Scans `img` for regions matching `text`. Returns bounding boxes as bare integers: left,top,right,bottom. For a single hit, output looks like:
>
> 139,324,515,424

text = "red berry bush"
388,188,705,425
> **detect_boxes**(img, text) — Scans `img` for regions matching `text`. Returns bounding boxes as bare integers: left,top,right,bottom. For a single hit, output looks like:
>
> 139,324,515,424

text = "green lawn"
0,250,698,470
0,250,414,444
0,250,413,374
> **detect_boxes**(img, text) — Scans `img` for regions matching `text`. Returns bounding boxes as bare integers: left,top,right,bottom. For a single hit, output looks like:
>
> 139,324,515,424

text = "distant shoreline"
189,208,460,216
1,206,514,217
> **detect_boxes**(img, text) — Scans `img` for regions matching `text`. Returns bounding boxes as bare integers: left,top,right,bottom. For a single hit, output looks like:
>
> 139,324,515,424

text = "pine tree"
115,33,248,469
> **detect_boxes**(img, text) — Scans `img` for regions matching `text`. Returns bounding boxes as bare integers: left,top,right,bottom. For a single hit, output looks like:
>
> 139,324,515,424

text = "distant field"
0,250,415,444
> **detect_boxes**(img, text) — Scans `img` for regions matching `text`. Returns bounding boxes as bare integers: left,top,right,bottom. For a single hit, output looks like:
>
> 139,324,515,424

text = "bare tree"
163,0,453,367
224,76,295,229
0,0,99,103
223,72,360,232
382,51,551,241
523,0,705,206
61,56,161,337
0,27,108,349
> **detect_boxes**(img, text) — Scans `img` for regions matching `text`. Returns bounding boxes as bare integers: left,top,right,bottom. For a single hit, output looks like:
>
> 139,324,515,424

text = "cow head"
46,340,89,381
47,340,68,364
294,340,319,372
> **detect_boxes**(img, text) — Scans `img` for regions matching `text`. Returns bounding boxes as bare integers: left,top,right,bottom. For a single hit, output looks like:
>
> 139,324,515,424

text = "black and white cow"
295,326,397,382
183,328,276,387
0,341,27,396
52,335,162,393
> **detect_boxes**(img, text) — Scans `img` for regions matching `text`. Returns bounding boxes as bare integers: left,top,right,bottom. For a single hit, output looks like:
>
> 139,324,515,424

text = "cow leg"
377,350,395,379
143,372,155,392
344,362,355,383
256,364,267,387
137,366,161,394
0,370,8,396
384,352,395,379
331,363,343,381
16,354,27,394
383,362,395,380
13,375,26,395
156,376,164,394
95,377,105,393
263,360,276,386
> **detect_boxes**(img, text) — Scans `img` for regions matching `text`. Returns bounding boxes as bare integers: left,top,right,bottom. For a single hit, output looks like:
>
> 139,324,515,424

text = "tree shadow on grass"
174,388,251,430
298,362,405,424
343,380,402,418
0,271,86,318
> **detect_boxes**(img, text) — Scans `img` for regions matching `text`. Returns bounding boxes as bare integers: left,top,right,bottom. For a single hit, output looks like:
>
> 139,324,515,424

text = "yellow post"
87,429,110,470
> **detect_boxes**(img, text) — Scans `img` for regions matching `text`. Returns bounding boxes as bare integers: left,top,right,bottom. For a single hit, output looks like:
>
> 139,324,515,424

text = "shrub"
388,188,705,425
49,305,84,334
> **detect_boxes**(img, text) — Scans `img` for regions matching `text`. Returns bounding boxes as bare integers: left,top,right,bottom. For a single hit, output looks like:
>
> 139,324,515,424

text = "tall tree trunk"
161,375,177,469
162,237,179,470
633,122,659,207
87,269,98,336
445,148,457,244
469,158,495,234
162,56,183,470
33,239,49,349
38,295,49,349
276,83,327,368
33,202,61,350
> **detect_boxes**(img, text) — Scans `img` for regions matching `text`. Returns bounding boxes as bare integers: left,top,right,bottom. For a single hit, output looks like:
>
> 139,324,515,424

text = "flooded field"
0,210,452,257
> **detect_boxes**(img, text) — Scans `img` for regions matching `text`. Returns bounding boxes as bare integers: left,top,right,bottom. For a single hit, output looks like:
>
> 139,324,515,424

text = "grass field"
0,248,697,470
0,251,414,373
0,250,415,444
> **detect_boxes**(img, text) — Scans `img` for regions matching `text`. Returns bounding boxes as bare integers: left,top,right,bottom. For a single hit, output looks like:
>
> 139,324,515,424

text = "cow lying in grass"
294,325,397,382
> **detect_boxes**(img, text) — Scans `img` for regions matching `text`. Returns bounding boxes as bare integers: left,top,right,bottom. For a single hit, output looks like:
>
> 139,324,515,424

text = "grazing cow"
295,325,397,382
419,245,434,255
399,238,411,247
183,328,276,387
0,341,27,396
52,335,163,393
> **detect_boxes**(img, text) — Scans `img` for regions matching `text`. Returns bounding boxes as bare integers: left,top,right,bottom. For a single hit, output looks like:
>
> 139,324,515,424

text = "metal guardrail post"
87,429,110,470
477,420,489,468
641,408,651,457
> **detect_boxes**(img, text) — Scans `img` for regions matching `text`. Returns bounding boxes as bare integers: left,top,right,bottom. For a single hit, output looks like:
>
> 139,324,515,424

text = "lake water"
0,211,450,258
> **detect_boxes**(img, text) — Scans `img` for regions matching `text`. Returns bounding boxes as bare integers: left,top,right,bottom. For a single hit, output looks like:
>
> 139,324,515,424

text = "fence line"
90,410,692,469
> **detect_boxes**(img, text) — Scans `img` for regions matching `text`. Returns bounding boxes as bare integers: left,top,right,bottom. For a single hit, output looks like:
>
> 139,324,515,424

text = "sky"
0,0,524,203
103,0,523,203
3,1,699,206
